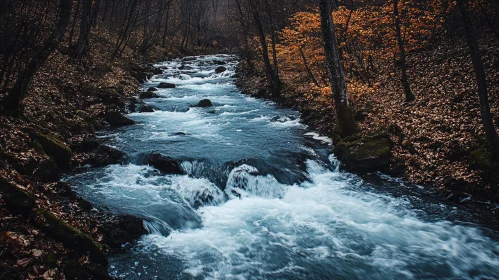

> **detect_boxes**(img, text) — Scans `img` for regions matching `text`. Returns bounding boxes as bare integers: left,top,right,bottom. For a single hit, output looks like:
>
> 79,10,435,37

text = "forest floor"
0,28,216,279
236,35,499,204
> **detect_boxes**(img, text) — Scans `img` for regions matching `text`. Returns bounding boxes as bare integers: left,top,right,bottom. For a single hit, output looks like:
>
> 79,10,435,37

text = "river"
65,54,499,279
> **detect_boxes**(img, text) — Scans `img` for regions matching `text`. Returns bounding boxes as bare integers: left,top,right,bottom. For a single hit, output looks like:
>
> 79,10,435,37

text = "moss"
39,134,71,154
335,134,391,173
35,210,108,265
36,133,72,170
0,178,36,216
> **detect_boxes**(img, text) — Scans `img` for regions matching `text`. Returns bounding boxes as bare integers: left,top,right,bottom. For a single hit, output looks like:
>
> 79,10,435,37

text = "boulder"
157,82,176,89
36,133,72,170
0,178,36,216
105,112,135,127
33,157,61,182
138,105,155,113
90,145,126,167
192,99,213,108
148,153,185,175
139,91,159,99
127,98,143,112
215,66,227,73
147,87,158,92
335,134,391,173
35,210,108,265
100,214,147,249
130,71,150,83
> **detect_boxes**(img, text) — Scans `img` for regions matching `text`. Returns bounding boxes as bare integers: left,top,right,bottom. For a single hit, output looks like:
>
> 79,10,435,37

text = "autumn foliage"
238,0,499,197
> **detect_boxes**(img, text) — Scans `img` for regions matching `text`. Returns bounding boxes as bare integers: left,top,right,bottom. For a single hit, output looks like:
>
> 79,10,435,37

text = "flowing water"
66,55,499,279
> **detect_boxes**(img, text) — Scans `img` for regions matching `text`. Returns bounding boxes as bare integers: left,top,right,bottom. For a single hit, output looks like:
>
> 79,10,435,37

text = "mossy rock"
335,134,391,173
36,133,72,170
35,210,108,265
0,178,36,216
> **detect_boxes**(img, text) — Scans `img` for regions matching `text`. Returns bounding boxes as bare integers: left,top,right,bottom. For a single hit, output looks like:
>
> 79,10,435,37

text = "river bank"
0,40,218,277
2,51,499,279
234,36,499,206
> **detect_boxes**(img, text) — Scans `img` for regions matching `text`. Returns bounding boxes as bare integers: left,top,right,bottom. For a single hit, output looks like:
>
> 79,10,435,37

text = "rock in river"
148,153,185,175
105,112,135,127
215,66,227,73
139,91,159,99
192,99,213,108
157,82,176,89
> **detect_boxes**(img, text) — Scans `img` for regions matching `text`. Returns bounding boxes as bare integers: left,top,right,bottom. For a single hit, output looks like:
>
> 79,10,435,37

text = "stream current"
66,55,499,279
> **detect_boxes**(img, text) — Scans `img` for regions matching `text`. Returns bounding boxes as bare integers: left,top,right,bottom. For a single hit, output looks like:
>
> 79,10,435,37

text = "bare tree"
2,0,73,114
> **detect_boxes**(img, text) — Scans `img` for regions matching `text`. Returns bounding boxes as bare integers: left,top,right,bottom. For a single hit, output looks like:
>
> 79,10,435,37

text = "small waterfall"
225,164,289,199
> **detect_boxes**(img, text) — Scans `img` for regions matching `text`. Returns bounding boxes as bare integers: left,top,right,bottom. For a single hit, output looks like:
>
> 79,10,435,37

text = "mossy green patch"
335,134,391,173
35,210,107,265
36,133,72,170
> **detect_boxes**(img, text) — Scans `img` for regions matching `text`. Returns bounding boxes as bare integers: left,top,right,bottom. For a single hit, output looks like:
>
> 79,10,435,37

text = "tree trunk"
393,0,415,102
457,0,499,160
2,0,72,114
319,0,359,137
250,2,281,97
71,0,92,57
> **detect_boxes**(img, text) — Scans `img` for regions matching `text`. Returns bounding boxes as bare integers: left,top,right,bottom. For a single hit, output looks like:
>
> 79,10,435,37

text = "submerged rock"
335,134,391,173
148,153,185,175
105,112,135,127
179,64,193,70
215,66,227,73
139,91,159,99
157,82,176,89
147,87,158,92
